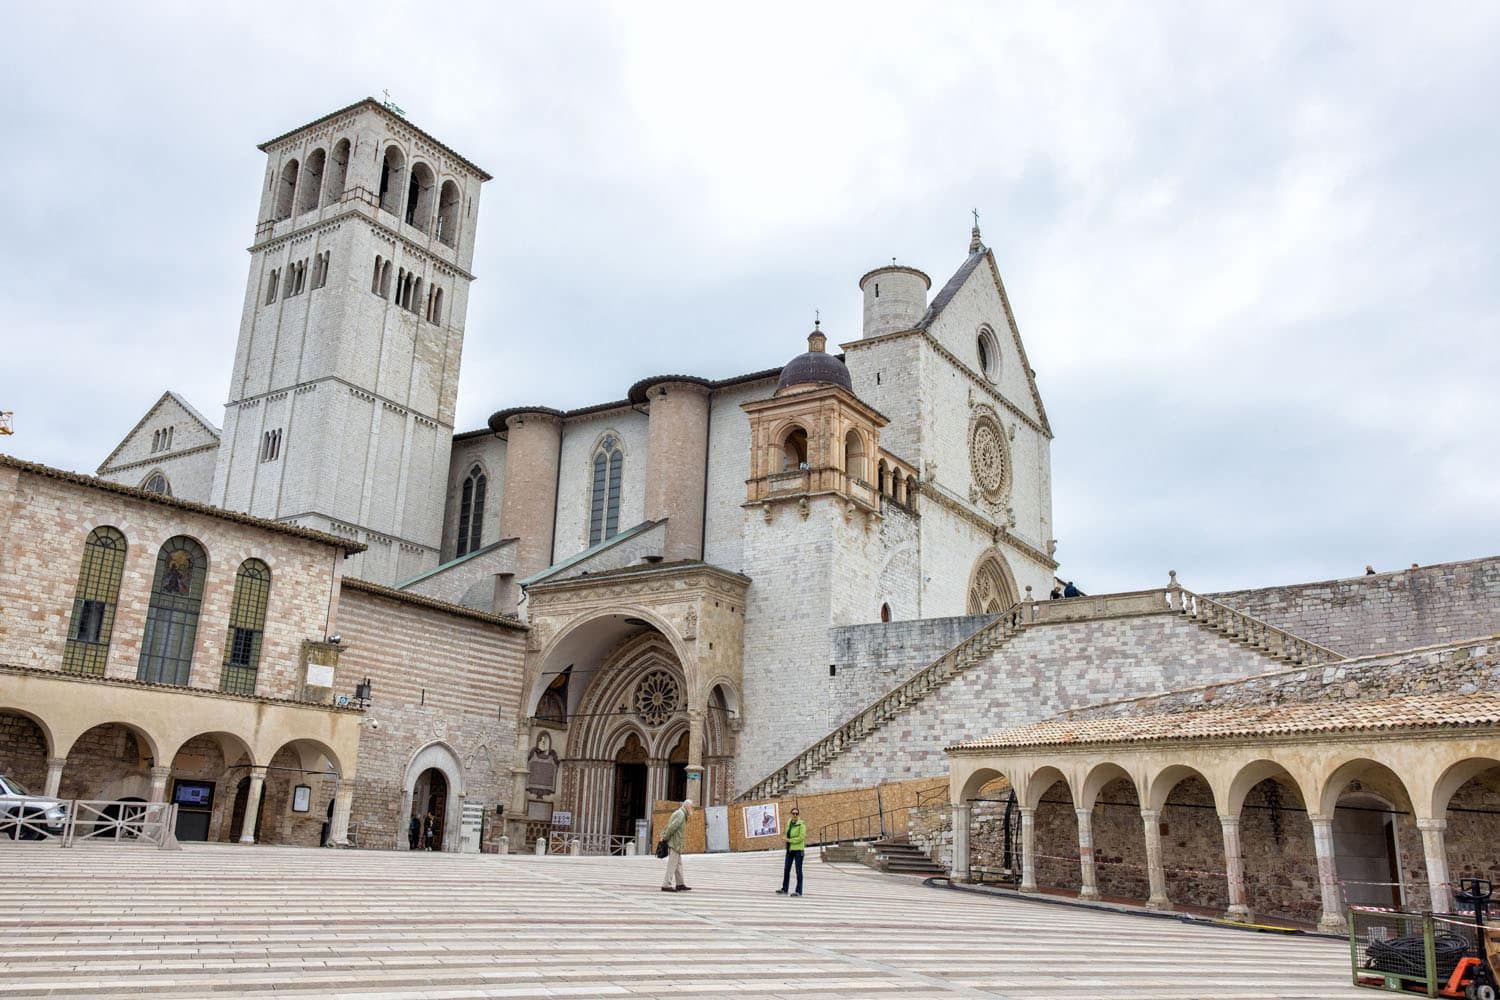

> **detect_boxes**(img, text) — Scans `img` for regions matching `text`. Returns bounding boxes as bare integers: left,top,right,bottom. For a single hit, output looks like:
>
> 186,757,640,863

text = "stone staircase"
869,838,947,877
740,610,1023,801
1170,574,1346,666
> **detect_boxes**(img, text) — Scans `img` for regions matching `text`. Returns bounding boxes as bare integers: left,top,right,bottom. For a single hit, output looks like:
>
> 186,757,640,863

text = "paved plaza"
0,844,1360,999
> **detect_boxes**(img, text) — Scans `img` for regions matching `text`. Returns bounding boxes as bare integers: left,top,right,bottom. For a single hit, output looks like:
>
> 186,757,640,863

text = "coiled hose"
1366,932,1471,980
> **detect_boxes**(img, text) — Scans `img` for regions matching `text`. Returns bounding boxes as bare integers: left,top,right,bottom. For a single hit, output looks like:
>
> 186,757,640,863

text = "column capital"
1018,805,1036,817
1415,817,1448,833
1218,813,1240,830
1307,812,1334,826
248,766,270,780
952,802,971,815
148,764,172,779
1075,807,1092,819
1139,808,1159,822
46,756,67,769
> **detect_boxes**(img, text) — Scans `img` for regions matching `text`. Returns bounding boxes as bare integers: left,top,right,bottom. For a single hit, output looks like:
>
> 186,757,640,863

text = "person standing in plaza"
423,811,437,851
776,807,806,896
660,799,693,892
407,814,420,851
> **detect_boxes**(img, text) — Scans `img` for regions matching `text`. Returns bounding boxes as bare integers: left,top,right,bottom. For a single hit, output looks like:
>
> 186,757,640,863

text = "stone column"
238,767,268,844
1019,807,1037,893
952,803,971,881
1310,814,1346,933
686,709,705,807
1076,808,1100,901
1220,814,1251,922
643,381,711,562
329,781,356,847
148,765,172,804
1417,819,1452,915
1140,809,1170,910
43,757,66,799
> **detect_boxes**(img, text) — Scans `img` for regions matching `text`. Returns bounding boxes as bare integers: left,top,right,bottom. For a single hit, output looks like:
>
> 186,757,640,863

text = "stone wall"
795,613,1285,792
551,409,649,564
0,463,343,701
0,712,47,791
1067,634,1500,722
828,614,993,722
332,582,526,851
1212,557,1500,657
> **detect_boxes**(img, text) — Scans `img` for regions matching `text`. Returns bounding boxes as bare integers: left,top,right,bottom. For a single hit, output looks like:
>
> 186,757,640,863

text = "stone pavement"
0,843,1361,998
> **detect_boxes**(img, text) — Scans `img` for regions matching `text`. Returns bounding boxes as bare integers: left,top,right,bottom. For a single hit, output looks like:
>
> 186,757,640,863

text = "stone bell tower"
211,99,490,584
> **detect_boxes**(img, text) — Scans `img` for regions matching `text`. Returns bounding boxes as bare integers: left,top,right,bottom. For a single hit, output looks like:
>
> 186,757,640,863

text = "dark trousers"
781,849,804,893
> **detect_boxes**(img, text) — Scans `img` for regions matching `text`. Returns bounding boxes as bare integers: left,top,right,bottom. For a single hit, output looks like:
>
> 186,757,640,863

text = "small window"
780,426,809,472
264,268,280,304
312,251,330,289
142,472,171,496
260,429,282,463
977,327,1000,382
880,602,892,623
371,255,384,295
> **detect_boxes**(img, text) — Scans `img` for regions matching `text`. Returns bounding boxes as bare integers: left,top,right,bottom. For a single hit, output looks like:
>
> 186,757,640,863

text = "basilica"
5,99,1497,931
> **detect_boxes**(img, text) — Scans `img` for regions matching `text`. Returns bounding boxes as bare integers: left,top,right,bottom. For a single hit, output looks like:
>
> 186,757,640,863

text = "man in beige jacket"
660,799,693,892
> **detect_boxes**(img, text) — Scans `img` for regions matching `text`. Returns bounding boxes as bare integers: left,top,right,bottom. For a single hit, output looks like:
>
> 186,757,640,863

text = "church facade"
88,98,1058,847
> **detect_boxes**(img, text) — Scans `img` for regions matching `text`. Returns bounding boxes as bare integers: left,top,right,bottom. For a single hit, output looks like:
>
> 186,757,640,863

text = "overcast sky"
3,3,1497,594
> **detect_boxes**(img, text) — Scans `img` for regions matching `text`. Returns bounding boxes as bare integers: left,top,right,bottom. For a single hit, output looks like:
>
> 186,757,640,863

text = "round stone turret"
858,264,931,339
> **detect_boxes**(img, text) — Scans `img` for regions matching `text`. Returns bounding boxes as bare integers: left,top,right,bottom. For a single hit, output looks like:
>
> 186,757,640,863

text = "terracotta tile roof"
947,691,1500,753
1,454,366,554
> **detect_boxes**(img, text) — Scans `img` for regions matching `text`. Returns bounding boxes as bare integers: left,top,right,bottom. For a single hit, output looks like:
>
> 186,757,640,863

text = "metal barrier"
546,832,635,856
0,800,179,850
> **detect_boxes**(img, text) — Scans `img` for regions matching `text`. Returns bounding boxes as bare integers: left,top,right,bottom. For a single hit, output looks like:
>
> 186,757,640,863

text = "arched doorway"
227,776,266,844
666,732,689,805
613,733,648,840
413,768,448,851
967,550,1018,614
1334,793,1404,910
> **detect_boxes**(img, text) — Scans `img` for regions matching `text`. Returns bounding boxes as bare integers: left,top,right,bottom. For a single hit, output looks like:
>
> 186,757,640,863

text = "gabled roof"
518,519,666,587
947,691,1500,753
97,390,221,474
916,243,1053,438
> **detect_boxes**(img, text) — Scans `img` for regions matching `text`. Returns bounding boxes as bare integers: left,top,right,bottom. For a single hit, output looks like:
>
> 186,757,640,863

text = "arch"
405,161,436,231
959,765,1014,804
221,559,271,695
322,138,350,203
297,147,325,215
877,459,889,496
403,741,466,799
378,145,406,216
431,286,443,324
588,432,625,547
779,424,809,471
62,525,128,676
262,736,343,781
705,677,742,722
843,429,866,482
380,258,393,298
0,707,55,760
1317,756,1419,819
1018,764,1072,811
141,470,171,496
966,549,1018,615
1227,758,1313,818
880,602,892,623
1080,761,1138,812
976,325,1000,382
371,254,384,294
1145,762,1221,814
137,535,207,686
905,474,918,509
436,179,461,247
163,729,254,773
273,158,298,221
1428,756,1500,818
527,608,694,719
456,464,488,557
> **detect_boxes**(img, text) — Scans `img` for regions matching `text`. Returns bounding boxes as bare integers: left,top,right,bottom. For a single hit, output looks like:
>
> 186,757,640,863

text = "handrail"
1167,574,1346,665
818,812,886,857
740,605,1026,801
1,799,179,850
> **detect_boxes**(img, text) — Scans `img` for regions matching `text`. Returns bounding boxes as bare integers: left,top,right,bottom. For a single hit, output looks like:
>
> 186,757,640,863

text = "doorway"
613,733,648,841
412,767,449,850
1334,795,1403,910
667,732,688,805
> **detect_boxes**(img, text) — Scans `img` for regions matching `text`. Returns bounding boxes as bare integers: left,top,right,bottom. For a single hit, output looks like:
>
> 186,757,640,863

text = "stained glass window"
221,559,271,695
588,436,623,547
137,536,207,686
456,465,486,556
63,527,127,676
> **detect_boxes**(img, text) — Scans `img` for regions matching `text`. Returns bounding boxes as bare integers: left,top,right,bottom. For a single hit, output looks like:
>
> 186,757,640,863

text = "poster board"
742,802,780,840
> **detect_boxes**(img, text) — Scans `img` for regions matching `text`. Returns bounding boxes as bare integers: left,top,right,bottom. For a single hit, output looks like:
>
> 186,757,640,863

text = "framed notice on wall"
291,784,312,813
743,802,779,839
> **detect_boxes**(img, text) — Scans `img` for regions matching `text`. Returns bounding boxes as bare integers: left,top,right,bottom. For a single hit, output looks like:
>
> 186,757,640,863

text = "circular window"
633,670,680,727
976,328,999,382
969,410,1012,502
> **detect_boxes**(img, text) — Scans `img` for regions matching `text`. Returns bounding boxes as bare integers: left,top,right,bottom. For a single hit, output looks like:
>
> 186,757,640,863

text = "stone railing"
1166,572,1346,666
740,605,1026,801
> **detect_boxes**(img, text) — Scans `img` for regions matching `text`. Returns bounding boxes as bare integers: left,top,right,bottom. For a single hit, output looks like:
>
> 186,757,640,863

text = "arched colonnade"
950,730,1500,932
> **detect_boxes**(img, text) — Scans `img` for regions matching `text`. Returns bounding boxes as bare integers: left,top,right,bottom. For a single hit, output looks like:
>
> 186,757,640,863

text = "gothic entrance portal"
612,734,648,840
413,768,448,850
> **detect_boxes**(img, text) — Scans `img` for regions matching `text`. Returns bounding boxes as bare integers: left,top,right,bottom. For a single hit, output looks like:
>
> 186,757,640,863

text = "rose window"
969,412,1011,502
634,670,679,727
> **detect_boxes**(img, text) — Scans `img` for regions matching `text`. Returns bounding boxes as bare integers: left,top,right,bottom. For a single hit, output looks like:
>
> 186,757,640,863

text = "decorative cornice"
257,97,493,181
917,481,1058,569
249,206,477,283
225,376,452,429
99,442,219,475
0,661,364,714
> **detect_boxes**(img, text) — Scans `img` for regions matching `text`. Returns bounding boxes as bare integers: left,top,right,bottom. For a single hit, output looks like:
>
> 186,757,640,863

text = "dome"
776,327,851,393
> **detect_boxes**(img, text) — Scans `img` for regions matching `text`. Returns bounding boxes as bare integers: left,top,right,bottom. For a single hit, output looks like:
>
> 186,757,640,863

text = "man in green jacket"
660,799,693,892
775,806,806,896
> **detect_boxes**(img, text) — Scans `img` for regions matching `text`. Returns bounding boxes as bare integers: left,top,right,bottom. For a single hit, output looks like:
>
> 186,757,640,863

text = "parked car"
0,773,68,839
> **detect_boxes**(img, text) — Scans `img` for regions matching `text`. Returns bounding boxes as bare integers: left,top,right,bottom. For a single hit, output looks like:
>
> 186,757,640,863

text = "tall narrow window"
379,146,406,216
323,138,350,203
371,255,384,295
265,268,279,304
312,251,330,289
436,180,461,247
380,259,392,298
273,159,298,221
588,436,624,546
456,465,487,556
221,559,271,695
137,536,208,686
63,527,127,676
298,147,325,215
